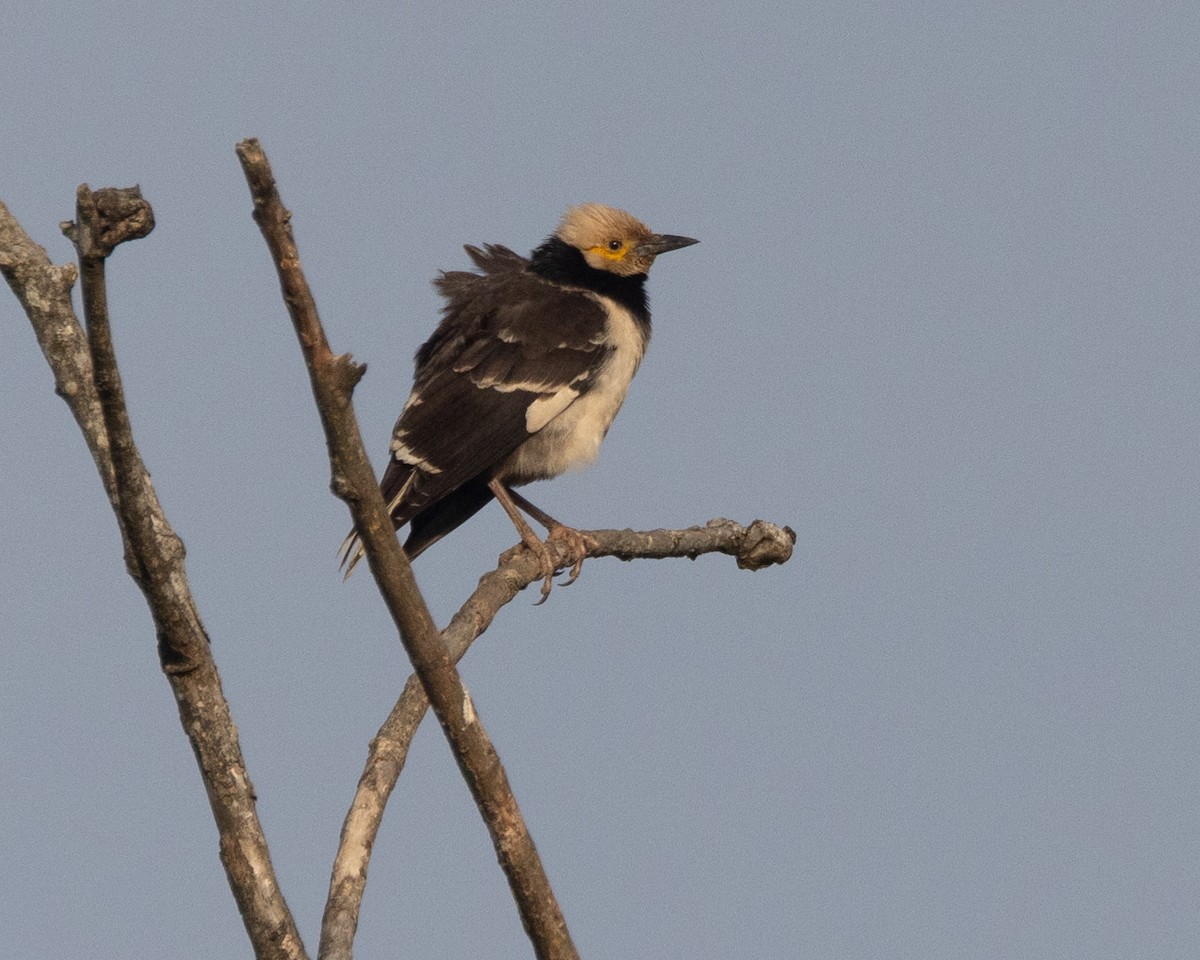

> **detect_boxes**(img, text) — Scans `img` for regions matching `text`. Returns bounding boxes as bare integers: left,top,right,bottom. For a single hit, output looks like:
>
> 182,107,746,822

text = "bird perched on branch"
340,203,698,600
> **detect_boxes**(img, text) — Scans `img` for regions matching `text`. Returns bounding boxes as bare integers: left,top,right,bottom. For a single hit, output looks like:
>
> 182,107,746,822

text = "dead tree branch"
236,138,579,960
2,192,308,960
6,169,795,960
321,518,794,956
0,201,112,498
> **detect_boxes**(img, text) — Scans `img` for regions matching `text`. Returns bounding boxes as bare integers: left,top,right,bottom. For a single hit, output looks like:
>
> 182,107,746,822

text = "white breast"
500,295,646,483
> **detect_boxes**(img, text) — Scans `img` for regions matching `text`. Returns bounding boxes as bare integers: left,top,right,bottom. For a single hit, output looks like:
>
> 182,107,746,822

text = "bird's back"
341,205,694,576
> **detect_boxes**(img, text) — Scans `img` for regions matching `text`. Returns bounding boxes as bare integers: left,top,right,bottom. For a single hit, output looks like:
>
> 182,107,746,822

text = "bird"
340,203,698,600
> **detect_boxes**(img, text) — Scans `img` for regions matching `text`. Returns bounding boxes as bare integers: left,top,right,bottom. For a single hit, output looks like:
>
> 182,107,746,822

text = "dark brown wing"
340,245,611,570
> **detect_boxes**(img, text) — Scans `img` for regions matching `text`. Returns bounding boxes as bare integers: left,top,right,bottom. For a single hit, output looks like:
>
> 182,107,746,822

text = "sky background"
3,1,1199,957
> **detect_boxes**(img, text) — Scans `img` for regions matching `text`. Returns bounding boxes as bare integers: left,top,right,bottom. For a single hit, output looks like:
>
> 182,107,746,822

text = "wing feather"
341,243,623,572
387,255,611,527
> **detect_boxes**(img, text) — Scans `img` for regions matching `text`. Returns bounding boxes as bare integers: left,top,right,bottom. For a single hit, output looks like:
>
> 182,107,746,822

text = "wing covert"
383,266,612,526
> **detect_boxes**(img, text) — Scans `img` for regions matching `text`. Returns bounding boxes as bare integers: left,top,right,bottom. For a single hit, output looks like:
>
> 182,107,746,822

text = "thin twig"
235,138,579,960
4,191,309,960
320,519,794,956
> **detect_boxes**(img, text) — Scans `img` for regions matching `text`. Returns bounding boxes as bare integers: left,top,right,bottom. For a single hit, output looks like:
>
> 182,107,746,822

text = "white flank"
502,295,645,481
526,388,579,432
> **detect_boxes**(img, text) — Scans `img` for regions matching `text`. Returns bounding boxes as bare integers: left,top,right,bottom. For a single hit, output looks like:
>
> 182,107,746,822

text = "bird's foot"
498,531,559,604
547,524,599,588
499,524,598,604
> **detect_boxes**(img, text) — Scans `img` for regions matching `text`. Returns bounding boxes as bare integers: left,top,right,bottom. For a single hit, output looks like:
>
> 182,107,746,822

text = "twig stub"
62,185,155,258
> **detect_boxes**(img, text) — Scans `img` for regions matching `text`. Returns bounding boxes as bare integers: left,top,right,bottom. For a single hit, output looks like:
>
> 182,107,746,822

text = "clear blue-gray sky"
4,2,1198,957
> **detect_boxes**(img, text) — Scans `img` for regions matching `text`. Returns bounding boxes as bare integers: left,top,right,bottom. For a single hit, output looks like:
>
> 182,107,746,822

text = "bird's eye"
608,239,622,252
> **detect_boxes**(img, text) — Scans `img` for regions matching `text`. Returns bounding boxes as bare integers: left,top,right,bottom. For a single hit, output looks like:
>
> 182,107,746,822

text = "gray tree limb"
236,138,580,960
320,519,794,959
2,191,308,960
5,169,795,960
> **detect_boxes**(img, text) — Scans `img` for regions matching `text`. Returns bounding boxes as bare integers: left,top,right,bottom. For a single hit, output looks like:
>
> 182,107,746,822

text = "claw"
499,534,559,604
486,480,599,603
547,525,597,591
533,543,557,605
550,527,598,587
499,524,596,603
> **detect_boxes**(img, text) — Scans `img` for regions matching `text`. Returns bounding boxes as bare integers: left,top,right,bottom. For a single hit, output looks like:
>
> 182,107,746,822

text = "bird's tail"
337,530,366,579
337,474,417,579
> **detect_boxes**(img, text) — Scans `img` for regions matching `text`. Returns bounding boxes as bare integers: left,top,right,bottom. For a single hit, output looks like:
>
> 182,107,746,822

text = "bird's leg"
488,479,562,601
488,480,597,601
502,489,560,529
505,488,598,587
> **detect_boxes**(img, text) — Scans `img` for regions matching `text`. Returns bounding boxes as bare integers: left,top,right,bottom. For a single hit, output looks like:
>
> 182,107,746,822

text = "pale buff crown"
555,203,658,276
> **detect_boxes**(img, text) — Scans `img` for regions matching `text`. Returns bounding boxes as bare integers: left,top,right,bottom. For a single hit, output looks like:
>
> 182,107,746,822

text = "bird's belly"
500,298,645,484
503,389,622,481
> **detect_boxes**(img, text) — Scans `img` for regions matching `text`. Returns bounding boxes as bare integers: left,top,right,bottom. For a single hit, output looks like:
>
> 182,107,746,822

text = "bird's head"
555,203,698,277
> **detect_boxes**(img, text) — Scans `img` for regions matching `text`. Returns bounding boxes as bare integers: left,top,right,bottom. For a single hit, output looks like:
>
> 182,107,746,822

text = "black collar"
528,237,651,326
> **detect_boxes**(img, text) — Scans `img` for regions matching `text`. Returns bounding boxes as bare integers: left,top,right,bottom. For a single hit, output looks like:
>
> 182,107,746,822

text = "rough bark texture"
320,518,794,958
3,191,308,960
4,167,795,960
236,139,580,960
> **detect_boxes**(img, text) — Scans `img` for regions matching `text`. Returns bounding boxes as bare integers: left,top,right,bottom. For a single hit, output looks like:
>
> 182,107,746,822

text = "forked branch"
4,167,795,960
236,138,579,960
321,518,793,957
2,192,307,960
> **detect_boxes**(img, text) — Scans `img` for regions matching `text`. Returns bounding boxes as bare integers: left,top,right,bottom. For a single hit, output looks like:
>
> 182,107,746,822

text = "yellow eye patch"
589,241,628,261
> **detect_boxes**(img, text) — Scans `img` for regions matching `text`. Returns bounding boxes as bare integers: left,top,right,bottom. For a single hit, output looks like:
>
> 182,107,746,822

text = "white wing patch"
500,295,646,482
391,436,442,474
475,375,566,393
526,388,580,433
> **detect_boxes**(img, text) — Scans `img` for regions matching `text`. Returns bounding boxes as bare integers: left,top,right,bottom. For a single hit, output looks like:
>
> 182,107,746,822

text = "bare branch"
8,169,795,960
320,517,794,955
236,138,579,960
3,192,308,960
0,200,116,501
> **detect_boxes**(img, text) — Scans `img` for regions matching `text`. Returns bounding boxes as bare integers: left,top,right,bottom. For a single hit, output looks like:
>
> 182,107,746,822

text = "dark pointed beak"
636,233,700,257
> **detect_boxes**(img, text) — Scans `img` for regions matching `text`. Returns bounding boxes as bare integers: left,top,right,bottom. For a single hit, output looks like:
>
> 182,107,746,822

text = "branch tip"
735,519,796,571
5,189,304,958
66,185,155,258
